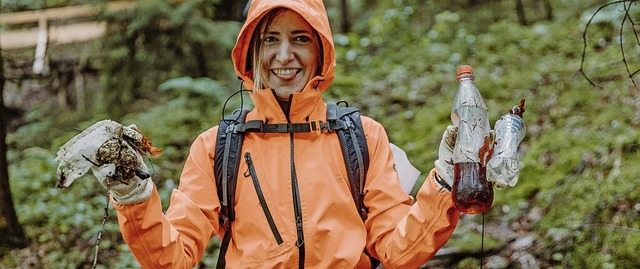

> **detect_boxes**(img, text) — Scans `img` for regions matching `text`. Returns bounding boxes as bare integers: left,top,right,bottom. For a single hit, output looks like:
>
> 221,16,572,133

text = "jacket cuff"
433,172,452,193
111,178,154,205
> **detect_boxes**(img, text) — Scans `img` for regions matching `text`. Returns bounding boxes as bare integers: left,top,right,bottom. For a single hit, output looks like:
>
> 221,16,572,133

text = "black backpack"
213,102,378,268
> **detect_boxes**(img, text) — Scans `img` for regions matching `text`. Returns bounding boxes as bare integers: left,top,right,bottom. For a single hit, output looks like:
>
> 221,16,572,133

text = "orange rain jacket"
113,0,460,268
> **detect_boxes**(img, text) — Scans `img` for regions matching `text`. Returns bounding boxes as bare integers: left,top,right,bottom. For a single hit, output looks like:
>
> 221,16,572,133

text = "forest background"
1,0,639,268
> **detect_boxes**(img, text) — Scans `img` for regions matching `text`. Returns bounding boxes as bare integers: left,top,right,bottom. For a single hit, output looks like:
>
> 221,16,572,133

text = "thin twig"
480,213,485,269
580,1,620,88
580,0,639,90
619,1,640,91
92,182,110,269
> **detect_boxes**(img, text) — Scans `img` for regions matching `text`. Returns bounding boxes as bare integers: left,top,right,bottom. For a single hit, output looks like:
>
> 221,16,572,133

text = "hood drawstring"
221,79,251,124
313,80,324,91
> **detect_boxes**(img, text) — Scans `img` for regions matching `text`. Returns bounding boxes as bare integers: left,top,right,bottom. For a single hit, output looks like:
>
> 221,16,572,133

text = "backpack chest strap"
230,119,349,134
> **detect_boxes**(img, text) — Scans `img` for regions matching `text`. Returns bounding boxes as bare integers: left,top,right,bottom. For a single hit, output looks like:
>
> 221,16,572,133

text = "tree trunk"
0,47,30,253
544,0,553,21
214,0,248,21
193,42,208,77
339,0,351,33
515,0,528,26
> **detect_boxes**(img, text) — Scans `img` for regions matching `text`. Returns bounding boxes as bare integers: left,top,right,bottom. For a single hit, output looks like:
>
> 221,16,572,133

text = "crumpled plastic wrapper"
55,120,161,188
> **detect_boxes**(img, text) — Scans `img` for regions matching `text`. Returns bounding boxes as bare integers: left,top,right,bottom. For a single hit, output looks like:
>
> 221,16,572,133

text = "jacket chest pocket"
241,152,284,245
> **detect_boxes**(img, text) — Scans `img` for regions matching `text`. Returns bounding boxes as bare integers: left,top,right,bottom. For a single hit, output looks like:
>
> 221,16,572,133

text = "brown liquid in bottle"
452,162,494,214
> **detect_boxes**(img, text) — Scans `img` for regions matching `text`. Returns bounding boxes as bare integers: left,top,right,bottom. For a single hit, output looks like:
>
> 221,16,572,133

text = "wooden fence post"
33,13,49,75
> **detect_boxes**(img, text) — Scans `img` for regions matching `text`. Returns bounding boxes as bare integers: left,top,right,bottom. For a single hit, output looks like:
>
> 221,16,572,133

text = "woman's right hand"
56,119,159,204
90,153,153,204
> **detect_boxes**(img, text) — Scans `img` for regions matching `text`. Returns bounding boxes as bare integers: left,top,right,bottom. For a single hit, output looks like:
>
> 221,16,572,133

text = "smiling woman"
251,8,323,100
57,0,464,268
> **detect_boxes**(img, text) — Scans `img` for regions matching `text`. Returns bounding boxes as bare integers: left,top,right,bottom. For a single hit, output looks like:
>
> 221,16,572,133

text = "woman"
93,0,461,267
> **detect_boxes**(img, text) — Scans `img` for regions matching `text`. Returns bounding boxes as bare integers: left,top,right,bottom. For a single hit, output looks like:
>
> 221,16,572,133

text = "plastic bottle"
450,65,493,214
487,99,526,188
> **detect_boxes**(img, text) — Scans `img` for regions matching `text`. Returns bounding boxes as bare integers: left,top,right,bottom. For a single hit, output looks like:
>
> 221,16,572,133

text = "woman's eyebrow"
266,30,311,35
264,30,312,35
292,30,311,35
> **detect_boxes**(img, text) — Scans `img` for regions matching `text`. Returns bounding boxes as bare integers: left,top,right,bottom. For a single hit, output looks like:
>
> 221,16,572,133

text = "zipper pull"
295,216,304,247
243,153,252,177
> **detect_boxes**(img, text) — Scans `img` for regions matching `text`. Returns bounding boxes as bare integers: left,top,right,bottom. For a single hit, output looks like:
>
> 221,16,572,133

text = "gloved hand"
90,151,153,204
434,125,457,191
56,120,161,204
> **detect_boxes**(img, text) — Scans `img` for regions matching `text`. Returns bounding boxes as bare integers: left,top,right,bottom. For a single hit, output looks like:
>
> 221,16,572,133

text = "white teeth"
273,69,298,76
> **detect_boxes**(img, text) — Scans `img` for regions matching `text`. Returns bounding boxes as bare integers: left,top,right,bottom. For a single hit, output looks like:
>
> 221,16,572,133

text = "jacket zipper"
244,152,284,245
290,134,305,269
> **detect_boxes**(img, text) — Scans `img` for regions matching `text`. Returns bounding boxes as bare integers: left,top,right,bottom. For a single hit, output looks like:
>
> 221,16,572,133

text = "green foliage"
158,76,227,98
6,145,127,267
119,76,232,204
0,0,96,12
3,0,640,268
2,0,242,267
96,0,240,118
335,0,640,268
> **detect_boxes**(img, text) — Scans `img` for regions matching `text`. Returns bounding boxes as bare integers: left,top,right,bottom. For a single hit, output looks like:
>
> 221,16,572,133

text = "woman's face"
259,10,320,100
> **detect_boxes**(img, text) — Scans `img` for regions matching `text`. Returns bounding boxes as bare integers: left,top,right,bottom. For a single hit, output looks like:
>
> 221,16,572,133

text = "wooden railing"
0,1,134,50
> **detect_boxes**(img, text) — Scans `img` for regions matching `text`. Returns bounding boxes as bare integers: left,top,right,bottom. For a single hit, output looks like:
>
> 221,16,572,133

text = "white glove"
90,152,153,204
434,125,457,191
56,120,160,204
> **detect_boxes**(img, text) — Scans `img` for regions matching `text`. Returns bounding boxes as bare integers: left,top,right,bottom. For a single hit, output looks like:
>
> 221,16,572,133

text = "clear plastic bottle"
487,99,526,188
450,65,493,214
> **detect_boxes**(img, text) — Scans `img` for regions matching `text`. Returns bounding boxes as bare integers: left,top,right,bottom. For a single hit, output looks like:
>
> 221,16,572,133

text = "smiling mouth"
272,68,300,79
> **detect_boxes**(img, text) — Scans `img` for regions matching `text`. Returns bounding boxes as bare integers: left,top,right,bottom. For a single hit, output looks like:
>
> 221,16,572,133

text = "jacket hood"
231,0,336,123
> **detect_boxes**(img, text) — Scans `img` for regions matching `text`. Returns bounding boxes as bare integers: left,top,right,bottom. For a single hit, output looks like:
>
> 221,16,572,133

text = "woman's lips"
272,68,301,80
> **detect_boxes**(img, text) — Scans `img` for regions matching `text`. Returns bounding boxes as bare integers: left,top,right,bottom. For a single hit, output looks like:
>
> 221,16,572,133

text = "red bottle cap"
457,65,475,82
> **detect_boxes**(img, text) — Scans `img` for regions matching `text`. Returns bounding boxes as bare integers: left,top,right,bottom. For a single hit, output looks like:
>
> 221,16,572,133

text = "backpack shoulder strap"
213,103,374,267
327,102,379,267
213,109,249,269
326,102,370,221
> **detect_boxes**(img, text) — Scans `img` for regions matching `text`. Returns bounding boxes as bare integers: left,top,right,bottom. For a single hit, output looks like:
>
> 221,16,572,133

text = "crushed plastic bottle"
487,99,526,188
450,65,494,214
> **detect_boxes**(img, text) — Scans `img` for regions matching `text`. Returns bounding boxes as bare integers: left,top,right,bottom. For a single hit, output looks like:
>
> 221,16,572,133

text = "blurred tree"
515,0,527,25
0,48,29,254
338,0,351,33
96,0,240,119
515,0,554,26
0,0,105,12
213,0,249,21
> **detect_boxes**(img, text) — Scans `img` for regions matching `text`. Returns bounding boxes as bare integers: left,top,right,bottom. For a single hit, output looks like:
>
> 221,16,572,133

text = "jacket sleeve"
112,127,221,268
361,118,460,268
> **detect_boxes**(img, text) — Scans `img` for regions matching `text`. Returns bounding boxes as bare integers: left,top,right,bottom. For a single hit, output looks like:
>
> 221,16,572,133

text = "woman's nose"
276,41,294,64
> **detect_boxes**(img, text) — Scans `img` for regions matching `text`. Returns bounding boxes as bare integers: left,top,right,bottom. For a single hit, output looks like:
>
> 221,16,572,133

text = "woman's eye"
295,36,311,42
263,36,277,43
